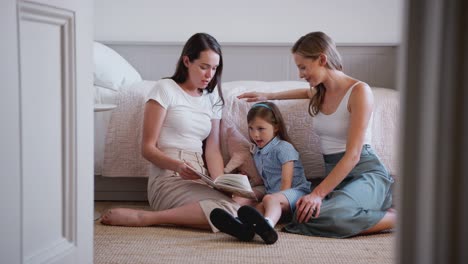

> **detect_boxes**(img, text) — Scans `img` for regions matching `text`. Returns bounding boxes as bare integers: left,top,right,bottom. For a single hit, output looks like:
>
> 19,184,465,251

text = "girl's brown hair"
291,31,343,116
247,102,293,145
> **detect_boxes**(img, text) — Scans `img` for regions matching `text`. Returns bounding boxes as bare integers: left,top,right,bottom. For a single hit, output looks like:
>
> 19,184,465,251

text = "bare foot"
100,208,153,227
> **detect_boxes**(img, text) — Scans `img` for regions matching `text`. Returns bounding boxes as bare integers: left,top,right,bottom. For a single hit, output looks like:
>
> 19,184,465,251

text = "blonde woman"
238,32,396,238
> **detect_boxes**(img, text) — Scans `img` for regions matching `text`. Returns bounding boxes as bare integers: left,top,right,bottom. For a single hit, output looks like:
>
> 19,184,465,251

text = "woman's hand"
237,92,270,102
175,161,201,180
295,192,323,223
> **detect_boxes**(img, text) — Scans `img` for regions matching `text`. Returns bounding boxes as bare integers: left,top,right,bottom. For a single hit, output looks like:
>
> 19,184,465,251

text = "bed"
94,80,156,176
93,42,399,201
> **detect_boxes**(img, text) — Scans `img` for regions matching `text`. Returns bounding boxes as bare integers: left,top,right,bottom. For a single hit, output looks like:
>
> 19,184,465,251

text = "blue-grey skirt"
283,144,394,238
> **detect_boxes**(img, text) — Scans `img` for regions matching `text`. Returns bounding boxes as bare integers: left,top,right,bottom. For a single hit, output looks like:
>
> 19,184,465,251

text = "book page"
214,174,252,190
185,166,216,187
214,184,257,200
186,166,256,200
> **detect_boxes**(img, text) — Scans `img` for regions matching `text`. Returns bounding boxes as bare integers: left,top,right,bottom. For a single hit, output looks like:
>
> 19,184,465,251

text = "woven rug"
94,202,395,264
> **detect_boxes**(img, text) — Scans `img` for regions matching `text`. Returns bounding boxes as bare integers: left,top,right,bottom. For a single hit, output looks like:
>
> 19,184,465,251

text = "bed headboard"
102,42,398,89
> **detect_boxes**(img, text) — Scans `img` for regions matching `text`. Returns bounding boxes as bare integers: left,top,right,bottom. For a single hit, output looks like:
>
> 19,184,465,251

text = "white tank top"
313,82,373,155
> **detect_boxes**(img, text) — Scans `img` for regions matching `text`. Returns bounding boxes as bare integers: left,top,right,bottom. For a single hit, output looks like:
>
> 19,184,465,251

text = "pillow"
221,81,326,180
94,85,118,104
220,120,263,186
93,41,142,91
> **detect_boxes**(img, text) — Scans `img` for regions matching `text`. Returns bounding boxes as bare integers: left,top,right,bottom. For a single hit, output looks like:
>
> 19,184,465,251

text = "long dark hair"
247,101,294,146
291,31,343,116
169,32,224,105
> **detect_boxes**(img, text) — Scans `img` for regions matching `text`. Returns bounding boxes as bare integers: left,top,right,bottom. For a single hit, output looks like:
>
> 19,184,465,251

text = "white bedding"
94,86,118,175
94,81,155,176
222,82,400,179
97,80,399,179
220,82,400,179
220,81,325,179
100,80,156,177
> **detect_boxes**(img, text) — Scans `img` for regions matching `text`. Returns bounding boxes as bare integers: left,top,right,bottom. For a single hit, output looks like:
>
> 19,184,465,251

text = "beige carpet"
94,202,395,264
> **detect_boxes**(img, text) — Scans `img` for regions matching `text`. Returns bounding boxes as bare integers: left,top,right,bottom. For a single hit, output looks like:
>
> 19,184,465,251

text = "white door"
0,0,94,263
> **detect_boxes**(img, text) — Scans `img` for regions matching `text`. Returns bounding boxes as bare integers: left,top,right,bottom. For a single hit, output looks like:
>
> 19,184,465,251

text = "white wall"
95,0,403,44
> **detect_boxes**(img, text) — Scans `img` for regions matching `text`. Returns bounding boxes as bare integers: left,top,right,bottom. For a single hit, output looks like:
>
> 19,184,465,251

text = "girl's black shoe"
238,205,278,244
210,208,255,242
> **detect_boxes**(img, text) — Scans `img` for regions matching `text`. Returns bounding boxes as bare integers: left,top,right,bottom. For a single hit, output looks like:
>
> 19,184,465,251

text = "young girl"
210,102,311,244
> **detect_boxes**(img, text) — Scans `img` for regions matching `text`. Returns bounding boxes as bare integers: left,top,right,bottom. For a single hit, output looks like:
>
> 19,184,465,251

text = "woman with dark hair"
238,31,395,238
101,33,242,231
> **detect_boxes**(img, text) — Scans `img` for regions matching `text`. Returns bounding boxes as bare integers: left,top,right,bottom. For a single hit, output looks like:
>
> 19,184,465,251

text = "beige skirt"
147,148,240,232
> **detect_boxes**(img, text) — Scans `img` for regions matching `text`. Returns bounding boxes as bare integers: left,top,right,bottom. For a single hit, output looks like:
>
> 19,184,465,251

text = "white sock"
264,217,275,228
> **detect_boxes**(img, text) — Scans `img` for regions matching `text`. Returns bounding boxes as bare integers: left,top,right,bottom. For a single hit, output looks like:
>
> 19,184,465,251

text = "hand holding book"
175,161,202,180
186,165,257,200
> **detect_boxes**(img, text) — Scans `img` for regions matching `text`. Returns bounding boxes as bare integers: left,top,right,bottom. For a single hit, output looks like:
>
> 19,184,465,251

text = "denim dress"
283,144,394,238
253,136,311,211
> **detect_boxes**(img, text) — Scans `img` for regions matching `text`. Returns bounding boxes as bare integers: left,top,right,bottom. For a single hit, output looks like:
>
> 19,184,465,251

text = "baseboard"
94,175,148,201
94,191,147,201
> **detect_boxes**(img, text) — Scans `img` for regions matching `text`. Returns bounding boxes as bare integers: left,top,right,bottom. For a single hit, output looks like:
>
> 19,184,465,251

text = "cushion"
220,81,326,180
94,85,118,104
93,42,142,91
220,120,263,186
220,81,400,180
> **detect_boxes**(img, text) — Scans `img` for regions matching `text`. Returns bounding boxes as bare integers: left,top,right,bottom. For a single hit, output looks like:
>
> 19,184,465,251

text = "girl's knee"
262,194,275,204
263,194,290,211
263,193,286,203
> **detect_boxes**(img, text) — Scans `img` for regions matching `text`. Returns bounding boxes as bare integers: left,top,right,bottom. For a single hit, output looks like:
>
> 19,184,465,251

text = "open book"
187,166,257,200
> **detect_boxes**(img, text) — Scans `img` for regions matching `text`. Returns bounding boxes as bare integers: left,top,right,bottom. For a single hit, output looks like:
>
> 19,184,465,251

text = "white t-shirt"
146,79,223,153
